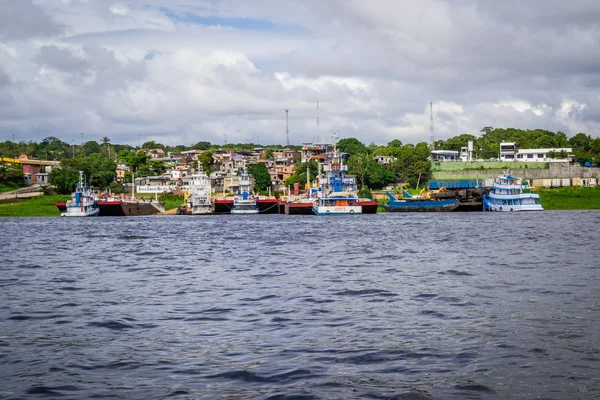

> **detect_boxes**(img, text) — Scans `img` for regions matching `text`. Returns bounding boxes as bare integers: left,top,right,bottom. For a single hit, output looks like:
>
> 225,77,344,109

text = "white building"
499,142,573,162
430,150,459,162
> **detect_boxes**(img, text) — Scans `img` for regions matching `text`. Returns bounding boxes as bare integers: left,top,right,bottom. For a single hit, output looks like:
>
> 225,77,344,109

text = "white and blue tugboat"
231,170,259,214
61,171,100,217
312,139,362,216
483,170,543,212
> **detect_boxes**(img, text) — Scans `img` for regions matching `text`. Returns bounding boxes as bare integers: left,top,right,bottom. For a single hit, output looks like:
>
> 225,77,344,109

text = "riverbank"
0,195,69,217
537,186,600,210
0,193,184,217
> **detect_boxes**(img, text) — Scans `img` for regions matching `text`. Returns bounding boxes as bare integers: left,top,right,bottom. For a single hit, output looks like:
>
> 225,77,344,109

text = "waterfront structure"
483,170,543,212
61,171,99,217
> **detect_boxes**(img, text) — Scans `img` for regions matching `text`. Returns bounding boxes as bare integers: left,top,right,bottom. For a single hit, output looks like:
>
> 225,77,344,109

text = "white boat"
184,163,212,215
231,171,258,214
312,139,362,216
483,170,543,212
61,171,100,217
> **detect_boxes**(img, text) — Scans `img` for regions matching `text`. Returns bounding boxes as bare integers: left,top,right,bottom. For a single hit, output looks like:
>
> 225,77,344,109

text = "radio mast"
285,109,290,147
316,100,320,144
429,101,435,149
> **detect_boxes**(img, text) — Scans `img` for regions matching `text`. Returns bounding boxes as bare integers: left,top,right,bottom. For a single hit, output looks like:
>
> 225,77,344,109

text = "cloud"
0,0,63,41
0,0,599,146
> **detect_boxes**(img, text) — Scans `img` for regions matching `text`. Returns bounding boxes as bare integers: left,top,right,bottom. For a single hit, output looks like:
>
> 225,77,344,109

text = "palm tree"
101,136,111,158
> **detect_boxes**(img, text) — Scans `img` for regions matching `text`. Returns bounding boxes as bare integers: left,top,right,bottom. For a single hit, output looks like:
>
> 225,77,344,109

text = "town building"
499,142,574,162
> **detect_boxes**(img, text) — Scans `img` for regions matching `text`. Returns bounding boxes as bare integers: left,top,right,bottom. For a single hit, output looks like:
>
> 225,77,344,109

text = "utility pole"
429,102,435,149
80,133,84,157
12,134,15,158
285,109,290,147
316,100,320,144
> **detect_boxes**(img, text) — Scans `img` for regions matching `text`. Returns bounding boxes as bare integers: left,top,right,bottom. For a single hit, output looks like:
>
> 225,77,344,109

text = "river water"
1,212,599,399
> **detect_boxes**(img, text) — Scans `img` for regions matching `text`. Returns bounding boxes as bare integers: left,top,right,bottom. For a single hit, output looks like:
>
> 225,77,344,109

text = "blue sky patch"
160,7,305,34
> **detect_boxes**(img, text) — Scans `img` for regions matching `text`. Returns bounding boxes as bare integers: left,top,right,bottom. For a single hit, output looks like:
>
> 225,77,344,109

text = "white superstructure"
483,170,543,212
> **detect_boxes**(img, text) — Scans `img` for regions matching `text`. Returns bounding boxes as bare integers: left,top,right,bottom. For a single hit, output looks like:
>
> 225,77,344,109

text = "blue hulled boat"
382,190,458,212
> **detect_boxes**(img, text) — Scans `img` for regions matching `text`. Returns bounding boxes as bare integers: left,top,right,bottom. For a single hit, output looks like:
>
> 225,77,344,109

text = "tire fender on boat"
499,206,502,211
350,210,354,214
326,210,330,215
510,208,513,212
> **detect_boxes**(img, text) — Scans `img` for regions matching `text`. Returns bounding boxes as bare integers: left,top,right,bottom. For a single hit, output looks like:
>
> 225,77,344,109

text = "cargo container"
561,178,571,187
551,178,561,187
572,177,582,187
543,179,552,188
531,179,544,188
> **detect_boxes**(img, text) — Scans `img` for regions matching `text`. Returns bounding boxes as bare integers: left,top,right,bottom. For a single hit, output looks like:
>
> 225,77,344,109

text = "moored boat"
382,190,458,212
61,171,100,217
483,170,543,212
184,163,212,215
312,140,362,216
231,171,259,214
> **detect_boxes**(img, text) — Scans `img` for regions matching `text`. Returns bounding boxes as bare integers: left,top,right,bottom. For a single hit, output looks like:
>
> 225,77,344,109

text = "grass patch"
537,186,600,210
0,195,69,217
0,182,25,193
158,193,184,211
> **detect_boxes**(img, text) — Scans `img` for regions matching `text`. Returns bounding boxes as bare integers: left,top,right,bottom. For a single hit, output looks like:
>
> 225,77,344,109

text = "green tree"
248,162,271,192
197,151,215,173
348,153,372,188
387,139,403,148
193,141,211,150
337,138,368,156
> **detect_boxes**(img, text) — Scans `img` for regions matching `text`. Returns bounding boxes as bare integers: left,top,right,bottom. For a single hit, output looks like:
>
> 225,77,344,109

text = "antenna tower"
316,100,320,144
285,109,290,147
429,101,435,149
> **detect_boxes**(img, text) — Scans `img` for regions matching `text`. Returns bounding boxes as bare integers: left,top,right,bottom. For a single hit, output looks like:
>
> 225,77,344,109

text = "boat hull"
382,199,458,212
61,207,100,217
56,200,163,216
484,203,543,212
312,205,362,215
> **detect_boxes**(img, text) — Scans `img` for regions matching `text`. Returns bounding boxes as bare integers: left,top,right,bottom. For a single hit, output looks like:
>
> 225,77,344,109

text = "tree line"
2,127,599,193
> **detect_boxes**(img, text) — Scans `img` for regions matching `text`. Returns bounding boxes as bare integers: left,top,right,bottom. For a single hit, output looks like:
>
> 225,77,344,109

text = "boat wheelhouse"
61,171,100,217
483,170,543,212
312,139,362,215
231,170,259,214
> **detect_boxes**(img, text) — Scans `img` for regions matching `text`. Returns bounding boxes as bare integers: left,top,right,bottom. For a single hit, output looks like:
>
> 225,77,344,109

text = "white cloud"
1,0,599,146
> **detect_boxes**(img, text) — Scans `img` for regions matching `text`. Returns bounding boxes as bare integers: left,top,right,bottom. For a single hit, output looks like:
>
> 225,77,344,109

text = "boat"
231,170,259,214
312,141,362,215
56,174,165,217
61,171,100,217
483,170,543,212
382,190,458,212
183,163,212,215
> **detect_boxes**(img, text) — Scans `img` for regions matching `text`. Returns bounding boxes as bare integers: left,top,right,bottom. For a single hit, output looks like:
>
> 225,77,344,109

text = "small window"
538,154,544,158
527,154,533,158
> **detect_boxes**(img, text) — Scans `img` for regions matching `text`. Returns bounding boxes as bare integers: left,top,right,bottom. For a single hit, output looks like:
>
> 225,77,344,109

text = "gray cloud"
0,0,598,145
0,0,62,41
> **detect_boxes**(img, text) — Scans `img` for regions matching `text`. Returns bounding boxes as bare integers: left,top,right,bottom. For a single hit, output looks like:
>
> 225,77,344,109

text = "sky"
0,0,599,147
